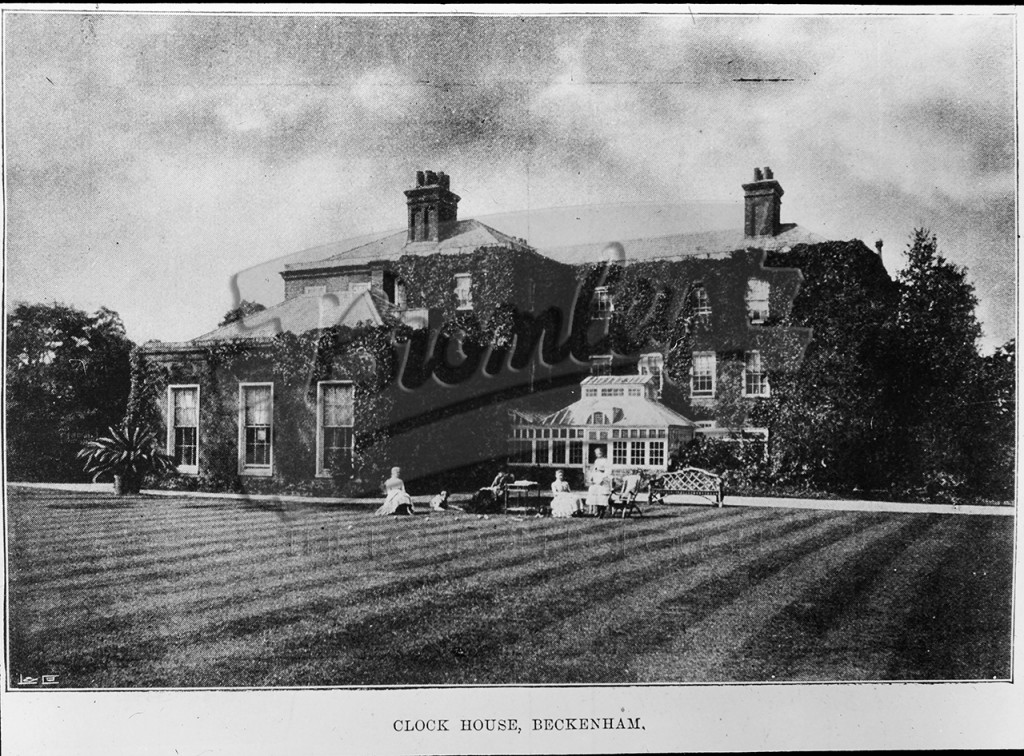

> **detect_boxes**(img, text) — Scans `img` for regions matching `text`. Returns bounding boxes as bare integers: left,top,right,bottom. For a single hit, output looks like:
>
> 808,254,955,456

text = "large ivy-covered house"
134,167,892,493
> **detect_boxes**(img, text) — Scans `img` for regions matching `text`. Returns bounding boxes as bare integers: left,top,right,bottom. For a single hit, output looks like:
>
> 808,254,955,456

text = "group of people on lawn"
374,448,617,518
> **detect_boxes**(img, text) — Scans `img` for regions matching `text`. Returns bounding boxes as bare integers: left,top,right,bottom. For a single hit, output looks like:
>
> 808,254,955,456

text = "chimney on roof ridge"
743,165,784,238
405,170,460,243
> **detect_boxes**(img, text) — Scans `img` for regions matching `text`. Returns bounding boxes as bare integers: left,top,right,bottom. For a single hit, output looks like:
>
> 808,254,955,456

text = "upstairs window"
590,355,613,376
454,273,473,310
592,286,614,319
743,351,770,397
691,352,717,398
317,382,355,476
689,284,712,318
168,385,199,474
746,279,770,324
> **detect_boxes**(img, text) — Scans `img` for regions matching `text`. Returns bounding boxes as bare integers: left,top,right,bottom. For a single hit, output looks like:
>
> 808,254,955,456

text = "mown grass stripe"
630,516,916,681
776,516,960,681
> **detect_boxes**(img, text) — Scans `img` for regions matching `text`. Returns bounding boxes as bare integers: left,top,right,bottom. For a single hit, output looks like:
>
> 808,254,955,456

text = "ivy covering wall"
132,325,397,495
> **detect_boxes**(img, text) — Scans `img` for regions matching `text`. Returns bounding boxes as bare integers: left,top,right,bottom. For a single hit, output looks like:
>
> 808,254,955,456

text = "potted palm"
78,424,177,495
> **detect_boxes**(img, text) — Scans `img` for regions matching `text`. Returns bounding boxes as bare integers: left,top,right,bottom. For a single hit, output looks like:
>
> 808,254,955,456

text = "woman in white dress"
375,466,414,516
549,469,578,518
586,448,612,516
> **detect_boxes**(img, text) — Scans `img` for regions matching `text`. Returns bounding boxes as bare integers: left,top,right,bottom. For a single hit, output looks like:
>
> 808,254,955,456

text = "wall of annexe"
131,326,397,494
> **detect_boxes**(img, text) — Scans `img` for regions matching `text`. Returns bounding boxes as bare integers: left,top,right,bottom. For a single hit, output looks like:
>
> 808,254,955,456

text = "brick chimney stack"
405,170,460,243
742,166,784,238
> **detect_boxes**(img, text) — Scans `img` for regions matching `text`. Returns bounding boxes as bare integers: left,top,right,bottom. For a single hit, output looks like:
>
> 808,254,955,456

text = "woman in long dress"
550,469,579,518
375,466,414,516
586,448,611,516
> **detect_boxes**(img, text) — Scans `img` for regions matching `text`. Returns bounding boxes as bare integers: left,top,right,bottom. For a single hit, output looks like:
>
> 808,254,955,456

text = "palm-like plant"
78,424,176,495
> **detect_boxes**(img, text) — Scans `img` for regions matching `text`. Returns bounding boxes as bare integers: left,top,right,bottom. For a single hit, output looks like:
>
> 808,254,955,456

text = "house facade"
135,166,882,492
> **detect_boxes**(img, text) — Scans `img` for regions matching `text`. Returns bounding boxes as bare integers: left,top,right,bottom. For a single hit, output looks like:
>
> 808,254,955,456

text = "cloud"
3,12,1016,350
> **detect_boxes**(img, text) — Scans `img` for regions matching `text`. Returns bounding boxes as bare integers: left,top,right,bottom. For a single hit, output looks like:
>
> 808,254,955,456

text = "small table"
505,480,541,514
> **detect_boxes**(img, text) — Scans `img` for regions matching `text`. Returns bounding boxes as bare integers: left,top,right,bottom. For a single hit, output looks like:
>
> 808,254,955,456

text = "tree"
889,229,985,492
6,303,135,481
219,299,266,327
759,241,900,491
966,339,1015,497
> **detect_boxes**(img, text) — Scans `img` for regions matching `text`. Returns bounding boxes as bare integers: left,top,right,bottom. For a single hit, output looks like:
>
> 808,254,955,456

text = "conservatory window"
317,382,354,477
588,411,609,425
746,279,770,324
168,385,199,474
630,441,646,466
691,351,717,398
569,440,584,465
743,351,770,397
455,273,473,310
239,383,273,475
649,441,665,467
612,441,628,466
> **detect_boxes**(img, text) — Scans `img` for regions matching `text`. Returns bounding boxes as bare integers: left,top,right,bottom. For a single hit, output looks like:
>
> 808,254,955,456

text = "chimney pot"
764,166,773,180
425,170,438,185
754,167,764,181
416,170,425,186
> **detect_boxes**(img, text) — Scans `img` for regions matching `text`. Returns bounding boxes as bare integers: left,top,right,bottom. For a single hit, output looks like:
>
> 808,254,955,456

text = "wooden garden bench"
648,467,725,507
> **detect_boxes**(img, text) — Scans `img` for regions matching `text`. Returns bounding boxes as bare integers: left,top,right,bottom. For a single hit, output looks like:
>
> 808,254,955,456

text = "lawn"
5,487,1014,688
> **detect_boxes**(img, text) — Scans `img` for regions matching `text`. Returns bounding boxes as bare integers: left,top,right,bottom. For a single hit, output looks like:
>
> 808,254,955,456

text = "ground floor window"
168,385,199,474
630,440,645,466
239,383,273,475
317,382,354,477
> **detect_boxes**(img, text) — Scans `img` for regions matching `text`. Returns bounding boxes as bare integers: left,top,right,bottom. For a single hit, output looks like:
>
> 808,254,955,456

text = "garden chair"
608,474,643,518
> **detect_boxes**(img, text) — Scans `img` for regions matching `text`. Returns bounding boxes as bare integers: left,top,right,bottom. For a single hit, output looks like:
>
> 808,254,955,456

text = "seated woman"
549,469,579,518
374,466,414,516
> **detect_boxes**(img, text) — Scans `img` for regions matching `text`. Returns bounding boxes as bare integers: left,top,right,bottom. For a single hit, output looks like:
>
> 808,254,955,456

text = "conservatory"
508,375,696,472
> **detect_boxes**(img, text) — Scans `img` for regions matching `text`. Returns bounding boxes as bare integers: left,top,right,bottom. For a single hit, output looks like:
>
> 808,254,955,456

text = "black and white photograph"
2,5,1021,753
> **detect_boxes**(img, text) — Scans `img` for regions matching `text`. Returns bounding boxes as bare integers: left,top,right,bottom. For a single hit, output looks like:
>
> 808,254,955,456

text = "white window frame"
316,381,355,478
691,351,717,398
593,286,614,318
238,382,274,477
746,279,770,324
743,350,770,397
454,272,474,310
167,384,200,475
690,284,712,318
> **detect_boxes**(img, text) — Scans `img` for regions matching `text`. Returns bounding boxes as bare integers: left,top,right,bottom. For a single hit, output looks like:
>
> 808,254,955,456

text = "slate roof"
192,289,387,342
537,223,825,265
284,219,532,273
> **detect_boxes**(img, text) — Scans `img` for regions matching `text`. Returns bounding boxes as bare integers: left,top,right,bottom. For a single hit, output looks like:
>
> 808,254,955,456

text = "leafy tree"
964,339,1015,497
6,303,135,481
219,299,266,327
760,241,900,491
889,229,984,491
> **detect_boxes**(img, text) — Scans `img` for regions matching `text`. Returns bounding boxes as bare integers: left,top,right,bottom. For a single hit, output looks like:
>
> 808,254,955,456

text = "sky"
3,9,1017,352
